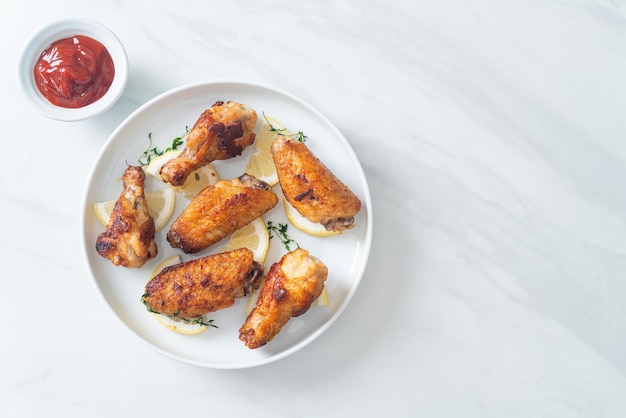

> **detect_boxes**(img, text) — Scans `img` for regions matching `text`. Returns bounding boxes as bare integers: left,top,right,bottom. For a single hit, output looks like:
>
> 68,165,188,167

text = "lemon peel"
220,217,270,264
283,198,340,237
93,188,176,231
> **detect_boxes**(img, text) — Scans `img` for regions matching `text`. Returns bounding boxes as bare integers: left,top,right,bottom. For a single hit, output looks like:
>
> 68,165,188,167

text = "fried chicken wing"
160,101,257,186
142,248,263,319
95,166,157,268
167,174,278,254
271,137,361,232
239,248,328,349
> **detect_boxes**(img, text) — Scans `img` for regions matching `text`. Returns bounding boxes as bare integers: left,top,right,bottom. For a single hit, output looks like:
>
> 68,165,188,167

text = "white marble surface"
2,0,626,416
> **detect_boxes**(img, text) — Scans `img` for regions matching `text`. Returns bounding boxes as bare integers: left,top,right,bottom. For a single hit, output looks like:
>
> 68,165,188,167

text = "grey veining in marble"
1,0,625,416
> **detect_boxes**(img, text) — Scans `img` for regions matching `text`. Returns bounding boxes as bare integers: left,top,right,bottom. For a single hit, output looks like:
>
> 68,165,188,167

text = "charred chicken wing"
167,174,278,254
271,137,361,232
95,166,157,268
160,101,257,186
142,248,263,320
239,248,328,349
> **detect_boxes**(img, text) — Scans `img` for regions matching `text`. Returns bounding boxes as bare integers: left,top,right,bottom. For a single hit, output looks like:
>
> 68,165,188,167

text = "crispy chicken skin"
160,101,257,186
239,248,328,349
271,137,361,232
142,248,263,319
95,166,157,268
167,174,278,254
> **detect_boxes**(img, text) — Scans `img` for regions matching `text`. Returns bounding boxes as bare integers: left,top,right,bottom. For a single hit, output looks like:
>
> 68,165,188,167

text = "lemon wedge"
152,312,211,335
148,254,210,335
315,288,329,307
93,188,176,231
245,115,285,186
143,150,182,178
220,217,270,264
176,164,220,199
146,188,177,231
246,152,278,186
150,254,183,276
144,149,220,199
93,200,114,226
283,197,340,237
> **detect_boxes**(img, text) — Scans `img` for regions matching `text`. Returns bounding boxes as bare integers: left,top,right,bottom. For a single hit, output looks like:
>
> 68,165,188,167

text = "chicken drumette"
160,100,257,186
239,248,328,349
95,166,157,268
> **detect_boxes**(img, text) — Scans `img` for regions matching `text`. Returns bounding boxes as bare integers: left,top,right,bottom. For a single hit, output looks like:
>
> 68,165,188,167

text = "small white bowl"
18,18,128,121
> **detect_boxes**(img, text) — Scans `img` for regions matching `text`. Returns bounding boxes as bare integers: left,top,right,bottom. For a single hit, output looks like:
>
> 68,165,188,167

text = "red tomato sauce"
34,35,115,108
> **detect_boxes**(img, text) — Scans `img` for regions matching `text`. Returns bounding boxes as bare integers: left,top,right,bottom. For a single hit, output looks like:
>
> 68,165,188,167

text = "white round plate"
80,80,372,369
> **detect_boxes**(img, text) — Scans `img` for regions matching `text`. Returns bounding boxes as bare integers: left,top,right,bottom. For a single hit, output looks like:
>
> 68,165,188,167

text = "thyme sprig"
141,294,218,328
138,126,189,166
266,221,299,251
172,312,217,328
263,112,307,142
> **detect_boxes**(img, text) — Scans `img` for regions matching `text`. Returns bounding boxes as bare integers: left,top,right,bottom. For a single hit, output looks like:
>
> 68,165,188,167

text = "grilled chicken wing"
142,248,263,319
160,101,257,186
239,248,328,349
95,166,157,268
167,174,278,254
271,137,361,232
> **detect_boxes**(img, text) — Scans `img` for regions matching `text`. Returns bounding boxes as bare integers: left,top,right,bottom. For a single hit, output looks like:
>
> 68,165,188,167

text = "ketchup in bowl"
33,35,114,108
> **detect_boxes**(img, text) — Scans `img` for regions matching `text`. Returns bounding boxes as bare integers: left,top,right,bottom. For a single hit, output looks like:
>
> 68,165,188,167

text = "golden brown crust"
239,248,328,349
167,174,278,254
160,101,257,186
142,248,263,319
271,137,361,232
95,166,157,268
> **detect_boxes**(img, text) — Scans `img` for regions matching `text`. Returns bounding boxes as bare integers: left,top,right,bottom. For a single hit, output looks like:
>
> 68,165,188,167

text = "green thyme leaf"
266,221,299,251
140,294,218,328
138,126,189,166
263,112,307,142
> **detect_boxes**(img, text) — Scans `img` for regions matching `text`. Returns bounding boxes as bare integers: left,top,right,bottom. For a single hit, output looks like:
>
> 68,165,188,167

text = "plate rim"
79,79,373,369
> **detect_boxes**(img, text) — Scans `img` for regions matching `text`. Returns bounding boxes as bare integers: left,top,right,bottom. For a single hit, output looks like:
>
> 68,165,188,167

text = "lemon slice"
245,116,284,186
175,164,220,199
245,278,328,314
148,254,210,335
144,149,220,199
146,188,176,231
144,150,182,177
315,289,329,307
246,152,279,186
220,217,269,264
93,188,176,231
283,198,340,237
152,313,211,335
150,254,182,276
93,200,114,226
